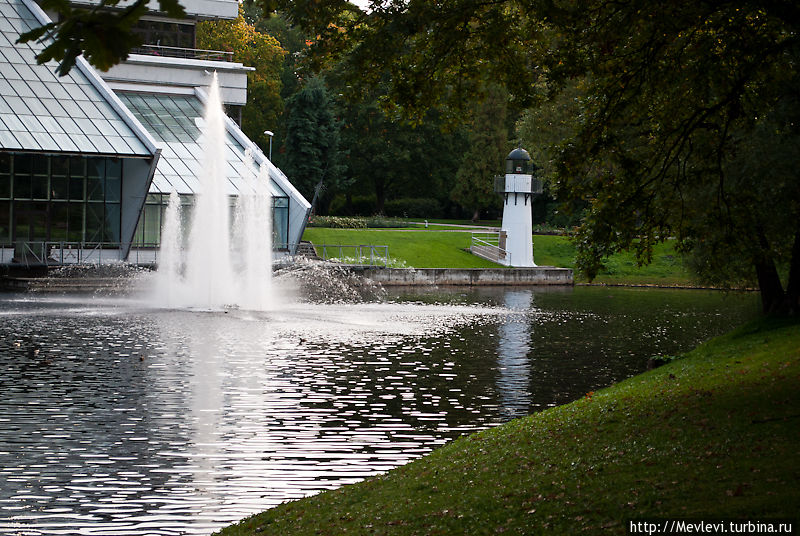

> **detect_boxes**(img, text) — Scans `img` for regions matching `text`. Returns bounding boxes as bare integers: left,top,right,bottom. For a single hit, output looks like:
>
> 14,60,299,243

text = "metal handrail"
0,241,162,267
470,232,509,264
317,244,389,268
131,44,234,62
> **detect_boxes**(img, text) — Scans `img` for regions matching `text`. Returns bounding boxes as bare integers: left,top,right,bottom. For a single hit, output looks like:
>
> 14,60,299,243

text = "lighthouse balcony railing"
494,175,543,194
470,232,508,264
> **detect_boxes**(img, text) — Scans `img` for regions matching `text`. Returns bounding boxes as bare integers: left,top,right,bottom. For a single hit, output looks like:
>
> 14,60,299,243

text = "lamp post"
264,130,274,161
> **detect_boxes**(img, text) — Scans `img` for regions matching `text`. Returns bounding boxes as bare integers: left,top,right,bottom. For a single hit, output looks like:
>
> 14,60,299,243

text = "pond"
0,286,759,535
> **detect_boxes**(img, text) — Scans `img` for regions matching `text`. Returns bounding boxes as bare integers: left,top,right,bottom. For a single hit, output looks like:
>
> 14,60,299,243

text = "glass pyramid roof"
0,0,153,156
117,91,288,198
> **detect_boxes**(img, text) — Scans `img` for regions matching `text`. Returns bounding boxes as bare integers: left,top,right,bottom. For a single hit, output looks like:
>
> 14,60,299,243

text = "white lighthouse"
495,147,542,267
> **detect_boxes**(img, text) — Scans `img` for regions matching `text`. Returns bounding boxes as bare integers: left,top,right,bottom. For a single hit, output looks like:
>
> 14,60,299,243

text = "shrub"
307,216,367,229
308,215,408,229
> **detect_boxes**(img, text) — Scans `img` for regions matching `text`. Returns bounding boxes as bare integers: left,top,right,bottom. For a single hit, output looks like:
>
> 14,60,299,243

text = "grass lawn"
216,315,800,536
303,228,696,286
303,228,502,269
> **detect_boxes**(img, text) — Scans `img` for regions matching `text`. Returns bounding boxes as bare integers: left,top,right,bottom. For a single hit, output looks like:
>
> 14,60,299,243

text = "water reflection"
0,287,759,535
497,290,534,417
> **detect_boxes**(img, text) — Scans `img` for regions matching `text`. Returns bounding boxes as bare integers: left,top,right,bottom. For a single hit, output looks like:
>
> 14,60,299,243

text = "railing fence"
316,244,389,267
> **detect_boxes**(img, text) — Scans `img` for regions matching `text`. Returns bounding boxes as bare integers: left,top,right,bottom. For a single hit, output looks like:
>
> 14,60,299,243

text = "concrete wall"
353,267,574,286
104,56,252,105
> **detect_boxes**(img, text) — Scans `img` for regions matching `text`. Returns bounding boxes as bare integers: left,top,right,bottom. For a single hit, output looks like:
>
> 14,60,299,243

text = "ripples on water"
0,287,758,535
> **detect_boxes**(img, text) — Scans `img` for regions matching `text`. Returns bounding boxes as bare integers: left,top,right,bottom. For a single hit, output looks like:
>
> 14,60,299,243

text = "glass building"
117,92,294,250
0,0,310,265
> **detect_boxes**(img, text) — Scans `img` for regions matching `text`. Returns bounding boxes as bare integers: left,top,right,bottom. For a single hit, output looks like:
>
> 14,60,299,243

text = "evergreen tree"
282,77,345,208
451,86,508,221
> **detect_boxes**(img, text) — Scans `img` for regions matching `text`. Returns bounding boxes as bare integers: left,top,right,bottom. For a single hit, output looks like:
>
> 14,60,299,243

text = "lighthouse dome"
505,147,533,174
506,147,531,161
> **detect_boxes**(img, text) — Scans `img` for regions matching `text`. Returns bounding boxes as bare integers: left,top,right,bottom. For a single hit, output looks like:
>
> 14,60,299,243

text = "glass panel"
105,174,121,203
30,155,48,199
22,96,49,115
12,200,32,241
51,155,68,177
94,119,117,136
12,200,48,241
0,153,9,199
4,95,30,115
87,158,104,178
104,203,120,242
44,82,70,101
0,200,9,242
85,202,103,243
50,175,68,200
273,205,288,249
69,176,84,201
106,158,122,179
0,173,9,199
75,118,99,136
32,155,48,176
69,156,85,177
132,211,145,246
13,153,31,199
143,203,161,245
13,80,33,98
31,202,48,240
87,176,104,201
31,175,48,200
67,202,83,242
49,202,68,241
106,158,121,203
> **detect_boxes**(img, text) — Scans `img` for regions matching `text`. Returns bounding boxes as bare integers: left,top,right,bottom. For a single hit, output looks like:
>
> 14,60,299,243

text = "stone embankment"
348,266,573,286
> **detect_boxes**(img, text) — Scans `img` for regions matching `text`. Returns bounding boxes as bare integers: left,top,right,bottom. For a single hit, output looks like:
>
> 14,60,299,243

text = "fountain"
152,73,274,310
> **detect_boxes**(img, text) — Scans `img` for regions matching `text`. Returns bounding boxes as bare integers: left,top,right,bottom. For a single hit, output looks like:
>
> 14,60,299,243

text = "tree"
450,85,508,221
197,8,287,153
271,0,800,314
282,77,346,208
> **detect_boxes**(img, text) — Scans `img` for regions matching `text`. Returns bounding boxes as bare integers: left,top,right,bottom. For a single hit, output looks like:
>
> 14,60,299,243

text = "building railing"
0,242,165,268
130,44,234,62
316,244,389,268
0,241,314,268
470,232,509,264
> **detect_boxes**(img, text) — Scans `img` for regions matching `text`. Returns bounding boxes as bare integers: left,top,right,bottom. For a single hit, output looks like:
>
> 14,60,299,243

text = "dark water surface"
0,286,759,535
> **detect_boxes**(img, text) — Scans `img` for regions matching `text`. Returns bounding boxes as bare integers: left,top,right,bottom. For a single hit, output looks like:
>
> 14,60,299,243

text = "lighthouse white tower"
495,147,542,267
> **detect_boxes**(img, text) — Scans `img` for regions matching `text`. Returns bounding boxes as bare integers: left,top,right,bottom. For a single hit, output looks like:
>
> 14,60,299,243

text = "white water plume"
152,72,274,311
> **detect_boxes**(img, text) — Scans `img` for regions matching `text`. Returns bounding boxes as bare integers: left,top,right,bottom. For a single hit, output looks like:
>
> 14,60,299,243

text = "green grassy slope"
217,317,800,535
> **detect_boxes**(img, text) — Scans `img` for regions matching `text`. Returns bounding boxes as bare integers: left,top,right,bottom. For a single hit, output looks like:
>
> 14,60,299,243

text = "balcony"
494,175,543,195
130,44,234,62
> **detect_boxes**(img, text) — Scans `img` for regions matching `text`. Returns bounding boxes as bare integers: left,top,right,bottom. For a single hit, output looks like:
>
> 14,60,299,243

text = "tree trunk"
783,227,800,314
755,259,785,314
471,208,480,222
754,227,785,314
